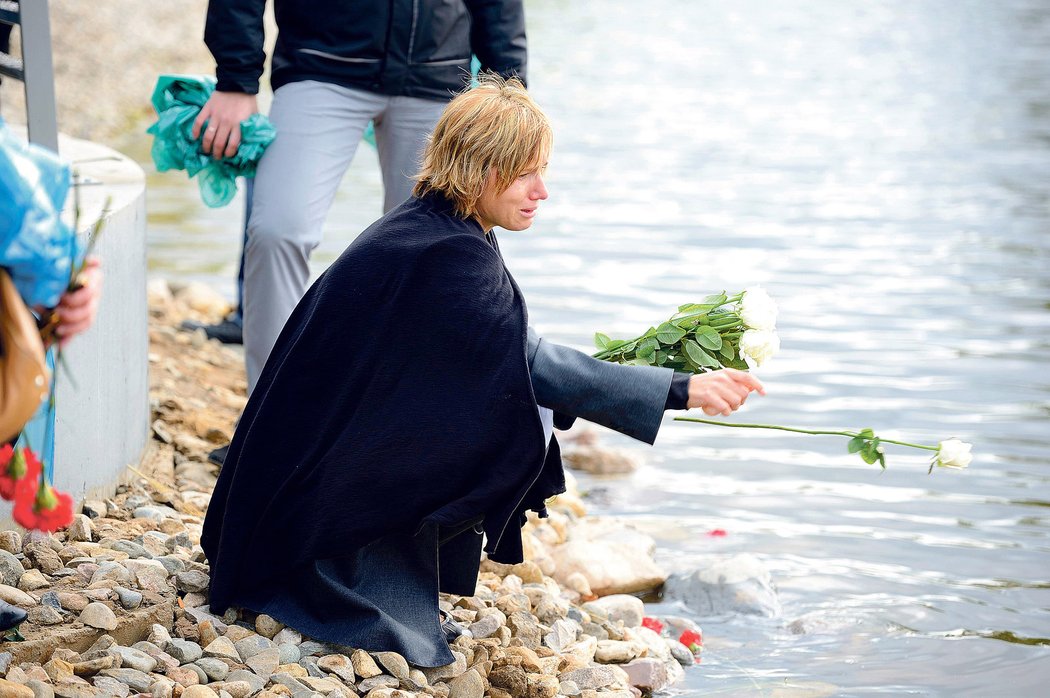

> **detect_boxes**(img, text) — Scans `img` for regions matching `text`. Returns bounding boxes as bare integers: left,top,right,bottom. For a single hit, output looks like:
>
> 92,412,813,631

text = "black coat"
201,192,564,613
204,0,527,99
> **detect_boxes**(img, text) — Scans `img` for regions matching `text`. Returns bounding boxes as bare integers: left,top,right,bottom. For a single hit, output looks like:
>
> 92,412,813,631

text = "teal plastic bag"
146,75,277,208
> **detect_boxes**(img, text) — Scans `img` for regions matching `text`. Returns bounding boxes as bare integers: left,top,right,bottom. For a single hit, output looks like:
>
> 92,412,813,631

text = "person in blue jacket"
192,0,529,421
201,76,764,667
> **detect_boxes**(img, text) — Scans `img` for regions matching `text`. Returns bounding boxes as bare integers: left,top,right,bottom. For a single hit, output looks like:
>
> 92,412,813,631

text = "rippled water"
135,1,1050,695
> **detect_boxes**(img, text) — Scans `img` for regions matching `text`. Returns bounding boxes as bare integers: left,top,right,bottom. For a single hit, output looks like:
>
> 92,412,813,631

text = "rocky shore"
0,282,703,698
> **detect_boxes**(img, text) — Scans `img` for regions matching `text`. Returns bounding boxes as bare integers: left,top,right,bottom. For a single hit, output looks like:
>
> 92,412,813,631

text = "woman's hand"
687,368,766,416
53,257,102,347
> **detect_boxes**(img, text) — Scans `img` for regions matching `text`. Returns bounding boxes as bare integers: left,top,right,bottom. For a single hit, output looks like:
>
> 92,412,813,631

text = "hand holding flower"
687,368,766,416
52,257,102,347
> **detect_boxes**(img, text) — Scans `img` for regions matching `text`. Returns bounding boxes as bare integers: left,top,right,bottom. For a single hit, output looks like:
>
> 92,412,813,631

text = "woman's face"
474,163,549,232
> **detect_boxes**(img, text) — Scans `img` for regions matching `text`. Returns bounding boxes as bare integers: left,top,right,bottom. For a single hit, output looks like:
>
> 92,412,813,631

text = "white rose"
936,439,973,469
739,329,780,367
739,286,778,331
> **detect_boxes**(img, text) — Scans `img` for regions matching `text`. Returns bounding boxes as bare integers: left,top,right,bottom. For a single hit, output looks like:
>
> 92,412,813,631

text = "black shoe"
208,443,230,467
180,316,243,345
439,611,473,643
0,599,27,639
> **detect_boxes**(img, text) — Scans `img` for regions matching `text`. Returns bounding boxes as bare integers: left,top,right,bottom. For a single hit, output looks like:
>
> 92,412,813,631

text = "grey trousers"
244,80,447,392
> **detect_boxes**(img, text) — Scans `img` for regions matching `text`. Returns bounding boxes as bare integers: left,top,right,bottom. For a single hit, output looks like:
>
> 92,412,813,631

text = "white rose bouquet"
592,287,780,371
593,287,972,472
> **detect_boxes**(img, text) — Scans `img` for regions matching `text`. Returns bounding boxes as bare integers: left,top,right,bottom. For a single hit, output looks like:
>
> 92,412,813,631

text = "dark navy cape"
201,192,566,661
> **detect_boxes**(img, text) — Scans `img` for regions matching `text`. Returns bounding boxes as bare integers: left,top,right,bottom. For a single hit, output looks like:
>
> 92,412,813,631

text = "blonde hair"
414,74,552,219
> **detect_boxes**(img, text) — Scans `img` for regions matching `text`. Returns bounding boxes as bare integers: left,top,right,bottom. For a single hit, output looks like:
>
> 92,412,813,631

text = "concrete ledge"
1,128,148,522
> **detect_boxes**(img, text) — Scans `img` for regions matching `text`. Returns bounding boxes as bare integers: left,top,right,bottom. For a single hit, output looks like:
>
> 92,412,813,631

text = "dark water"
138,1,1050,695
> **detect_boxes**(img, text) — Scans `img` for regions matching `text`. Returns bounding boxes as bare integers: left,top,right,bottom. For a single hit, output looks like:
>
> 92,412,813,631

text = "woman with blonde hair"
202,75,762,665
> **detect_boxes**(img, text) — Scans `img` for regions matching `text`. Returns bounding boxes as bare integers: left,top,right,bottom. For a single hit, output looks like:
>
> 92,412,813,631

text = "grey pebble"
110,540,153,559
115,586,143,609
0,549,25,586
278,642,301,665
195,657,230,681
166,638,203,664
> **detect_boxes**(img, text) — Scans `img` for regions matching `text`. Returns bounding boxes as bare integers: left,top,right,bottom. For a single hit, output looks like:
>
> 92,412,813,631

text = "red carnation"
0,446,42,501
642,616,664,634
707,528,727,537
13,478,74,532
679,628,703,656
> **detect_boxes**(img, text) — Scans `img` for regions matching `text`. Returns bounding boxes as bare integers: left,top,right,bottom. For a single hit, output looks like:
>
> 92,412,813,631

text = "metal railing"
0,0,58,152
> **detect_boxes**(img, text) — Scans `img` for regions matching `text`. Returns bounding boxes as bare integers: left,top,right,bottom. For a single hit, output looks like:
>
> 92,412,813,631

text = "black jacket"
201,192,563,613
204,0,527,100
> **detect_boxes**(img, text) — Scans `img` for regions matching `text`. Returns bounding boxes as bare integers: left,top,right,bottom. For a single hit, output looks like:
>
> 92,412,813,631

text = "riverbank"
0,283,697,697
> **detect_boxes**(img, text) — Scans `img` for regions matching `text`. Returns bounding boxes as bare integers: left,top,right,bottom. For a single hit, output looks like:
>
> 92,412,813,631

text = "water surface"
136,1,1050,695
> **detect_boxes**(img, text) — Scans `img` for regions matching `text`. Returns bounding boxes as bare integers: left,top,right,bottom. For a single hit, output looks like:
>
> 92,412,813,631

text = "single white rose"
936,439,973,469
739,329,780,367
739,286,778,331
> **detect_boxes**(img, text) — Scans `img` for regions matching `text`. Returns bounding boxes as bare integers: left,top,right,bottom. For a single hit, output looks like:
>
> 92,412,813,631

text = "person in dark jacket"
201,76,764,667
191,0,529,400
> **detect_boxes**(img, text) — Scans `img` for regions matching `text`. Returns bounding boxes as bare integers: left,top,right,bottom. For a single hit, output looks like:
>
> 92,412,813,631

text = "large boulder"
550,520,665,597
663,554,781,617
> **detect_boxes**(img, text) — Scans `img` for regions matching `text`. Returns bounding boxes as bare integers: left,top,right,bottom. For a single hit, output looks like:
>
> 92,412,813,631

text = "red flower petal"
707,529,727,537
641,617,664,633
678,629,703,651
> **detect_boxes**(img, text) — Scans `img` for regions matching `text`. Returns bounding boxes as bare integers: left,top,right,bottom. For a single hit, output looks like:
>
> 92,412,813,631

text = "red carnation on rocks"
679,628,703,657
13,478,74,532
642,616,664,634
0,445,42,501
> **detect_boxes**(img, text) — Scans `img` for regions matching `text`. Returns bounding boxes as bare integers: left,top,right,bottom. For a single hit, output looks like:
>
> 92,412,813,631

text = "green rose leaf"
594,332,611,350
694,325,723,351
719,342,736,360
684,340,721,368
656,323,687,345
848,436,866,454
